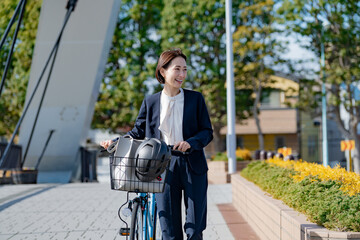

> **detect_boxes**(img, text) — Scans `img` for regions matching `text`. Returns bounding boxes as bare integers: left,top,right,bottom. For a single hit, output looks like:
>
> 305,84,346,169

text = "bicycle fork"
119,196,145,238
119,193,157,240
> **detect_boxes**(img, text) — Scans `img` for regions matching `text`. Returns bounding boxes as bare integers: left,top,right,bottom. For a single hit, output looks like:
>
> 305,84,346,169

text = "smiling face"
160,56,187,94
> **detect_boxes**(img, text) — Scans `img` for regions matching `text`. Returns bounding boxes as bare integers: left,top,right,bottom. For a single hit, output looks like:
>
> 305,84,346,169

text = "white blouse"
158,88,184,145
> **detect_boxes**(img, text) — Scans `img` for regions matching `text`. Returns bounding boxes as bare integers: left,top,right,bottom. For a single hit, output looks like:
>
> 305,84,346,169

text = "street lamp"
225,0,236,174
320,21,330,167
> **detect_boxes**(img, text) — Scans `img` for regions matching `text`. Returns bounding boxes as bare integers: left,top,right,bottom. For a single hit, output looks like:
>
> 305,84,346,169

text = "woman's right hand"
100,140,112,150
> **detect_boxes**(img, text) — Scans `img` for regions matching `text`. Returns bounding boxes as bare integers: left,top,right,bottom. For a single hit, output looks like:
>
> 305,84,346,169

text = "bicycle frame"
137,192,157,240
110,138,191,239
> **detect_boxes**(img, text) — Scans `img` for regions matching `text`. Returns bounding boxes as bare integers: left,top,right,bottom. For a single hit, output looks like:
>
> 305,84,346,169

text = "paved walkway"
0,158,259,239
0,183,234,240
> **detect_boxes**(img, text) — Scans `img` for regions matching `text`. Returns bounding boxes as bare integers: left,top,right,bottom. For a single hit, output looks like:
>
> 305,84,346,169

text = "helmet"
135,138,171,182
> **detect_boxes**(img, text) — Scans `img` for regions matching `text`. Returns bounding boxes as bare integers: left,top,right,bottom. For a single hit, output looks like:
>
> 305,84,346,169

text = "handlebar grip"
168,145,191,155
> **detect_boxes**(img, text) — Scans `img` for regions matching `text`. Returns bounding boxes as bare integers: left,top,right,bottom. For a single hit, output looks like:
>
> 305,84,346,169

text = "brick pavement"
0,158,259,240
0,181,237,240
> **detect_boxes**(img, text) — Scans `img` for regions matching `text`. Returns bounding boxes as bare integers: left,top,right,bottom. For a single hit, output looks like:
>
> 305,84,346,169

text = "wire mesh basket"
110,156,169,193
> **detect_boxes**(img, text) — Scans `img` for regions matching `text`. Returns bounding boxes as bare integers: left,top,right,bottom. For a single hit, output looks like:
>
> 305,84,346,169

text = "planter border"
231,174,360,240
207,160,254,184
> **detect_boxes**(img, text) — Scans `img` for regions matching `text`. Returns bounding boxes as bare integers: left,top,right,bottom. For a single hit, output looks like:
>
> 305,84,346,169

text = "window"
275,136,285,149
308,135,318,157
261,90,281,108
237,136,244,148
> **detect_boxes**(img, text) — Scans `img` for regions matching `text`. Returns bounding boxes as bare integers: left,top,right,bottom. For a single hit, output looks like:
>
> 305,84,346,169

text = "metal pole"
35,130,55,170
0,0,27,97
321,23,329,167
225,0,236,174
0,0,25,51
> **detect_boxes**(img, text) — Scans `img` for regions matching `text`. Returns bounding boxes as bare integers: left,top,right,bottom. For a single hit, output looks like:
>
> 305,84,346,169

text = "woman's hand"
100,140,112,150
173,141,191,152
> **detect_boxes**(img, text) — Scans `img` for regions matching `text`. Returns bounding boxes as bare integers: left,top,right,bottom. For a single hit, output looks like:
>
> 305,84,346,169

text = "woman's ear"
160,68,166,78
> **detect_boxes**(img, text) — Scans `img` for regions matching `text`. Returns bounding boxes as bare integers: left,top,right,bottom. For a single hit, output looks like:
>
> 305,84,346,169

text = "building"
217,74,347,165
220,75,300,156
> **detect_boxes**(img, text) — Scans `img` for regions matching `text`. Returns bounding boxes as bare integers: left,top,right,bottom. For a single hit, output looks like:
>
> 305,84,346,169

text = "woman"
101,49,213,239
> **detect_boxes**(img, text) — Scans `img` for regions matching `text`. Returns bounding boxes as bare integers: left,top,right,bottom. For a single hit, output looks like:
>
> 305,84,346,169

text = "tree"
160,0,251,152
278,0,360,172
233,0,286,150
92,0,163,132
0,0,42,140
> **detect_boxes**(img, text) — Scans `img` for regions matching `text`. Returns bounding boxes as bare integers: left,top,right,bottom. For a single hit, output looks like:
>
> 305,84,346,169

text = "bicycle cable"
118,191,130,237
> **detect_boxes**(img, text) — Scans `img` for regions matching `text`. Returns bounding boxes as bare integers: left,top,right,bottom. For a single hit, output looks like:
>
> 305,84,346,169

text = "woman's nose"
179,70,186,77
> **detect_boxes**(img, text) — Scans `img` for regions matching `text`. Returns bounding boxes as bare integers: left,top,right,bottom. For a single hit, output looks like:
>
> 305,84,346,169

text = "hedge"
241,161,360,232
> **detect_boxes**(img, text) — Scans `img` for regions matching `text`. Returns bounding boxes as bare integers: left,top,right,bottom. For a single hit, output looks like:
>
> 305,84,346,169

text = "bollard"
260,150,267,160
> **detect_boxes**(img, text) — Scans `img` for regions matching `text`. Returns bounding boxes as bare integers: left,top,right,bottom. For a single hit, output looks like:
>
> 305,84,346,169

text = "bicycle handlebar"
100,138,192,155
168,145,191,155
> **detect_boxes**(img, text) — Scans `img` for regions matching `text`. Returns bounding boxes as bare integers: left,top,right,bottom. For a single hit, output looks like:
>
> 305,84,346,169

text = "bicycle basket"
109,136,170,193
110,156,169,193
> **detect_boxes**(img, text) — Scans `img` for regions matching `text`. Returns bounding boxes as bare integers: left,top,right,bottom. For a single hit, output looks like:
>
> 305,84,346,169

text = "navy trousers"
156,155,208,240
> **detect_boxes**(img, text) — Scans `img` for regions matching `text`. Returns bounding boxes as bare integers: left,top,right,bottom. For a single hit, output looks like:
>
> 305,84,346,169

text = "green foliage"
234,0,286,80
160,0,253,151
278,0,360,171
211,152,251,162
0,0,42,139
92,0,163,132
232,0,287,150
241,161,360,232
211,152,229,161
161,0,227,125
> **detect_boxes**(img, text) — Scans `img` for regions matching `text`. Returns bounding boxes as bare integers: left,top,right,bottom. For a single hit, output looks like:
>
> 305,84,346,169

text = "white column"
225,0,237,174
18,0,121,182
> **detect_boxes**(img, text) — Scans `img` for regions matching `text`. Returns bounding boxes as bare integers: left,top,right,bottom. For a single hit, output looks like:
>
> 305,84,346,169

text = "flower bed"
240,160,360,232
211,148,252,161
267,158,360,196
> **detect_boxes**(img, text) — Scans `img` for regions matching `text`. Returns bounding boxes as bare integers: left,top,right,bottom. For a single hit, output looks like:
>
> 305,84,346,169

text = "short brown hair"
155,48,187,84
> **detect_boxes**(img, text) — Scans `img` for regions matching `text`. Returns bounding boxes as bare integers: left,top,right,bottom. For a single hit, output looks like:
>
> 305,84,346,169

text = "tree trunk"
254,109,264,150
353,136,360,173
253,77,264,150
332,103,360,172
212,123,225,152
351,125,360,173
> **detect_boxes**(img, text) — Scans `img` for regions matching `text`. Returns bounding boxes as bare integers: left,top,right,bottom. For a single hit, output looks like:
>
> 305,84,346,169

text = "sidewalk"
0,183,235,240
0,159,259,239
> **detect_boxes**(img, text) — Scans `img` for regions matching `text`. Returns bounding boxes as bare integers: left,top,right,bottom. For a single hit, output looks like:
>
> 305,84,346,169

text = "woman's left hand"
173,141,191,152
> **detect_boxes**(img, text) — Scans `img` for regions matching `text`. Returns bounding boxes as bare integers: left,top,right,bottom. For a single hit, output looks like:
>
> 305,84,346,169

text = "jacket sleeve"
127,98,147,140
186,93,213,150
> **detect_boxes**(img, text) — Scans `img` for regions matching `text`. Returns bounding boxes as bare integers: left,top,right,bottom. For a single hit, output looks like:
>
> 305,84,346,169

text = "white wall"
18,0,121,183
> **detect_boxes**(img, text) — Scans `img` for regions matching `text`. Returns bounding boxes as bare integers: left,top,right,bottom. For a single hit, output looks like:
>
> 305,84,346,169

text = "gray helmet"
135,138,171,182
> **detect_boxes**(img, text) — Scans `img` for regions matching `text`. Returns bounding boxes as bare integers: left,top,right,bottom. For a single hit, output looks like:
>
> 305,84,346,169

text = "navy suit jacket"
127,89,213,175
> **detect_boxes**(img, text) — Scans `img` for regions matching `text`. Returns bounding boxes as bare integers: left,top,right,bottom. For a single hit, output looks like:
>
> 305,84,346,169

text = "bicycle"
107,137,189,240
118,189,158,240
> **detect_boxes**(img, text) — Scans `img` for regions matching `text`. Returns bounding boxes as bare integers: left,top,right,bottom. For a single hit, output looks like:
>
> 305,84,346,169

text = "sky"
276,33,320,77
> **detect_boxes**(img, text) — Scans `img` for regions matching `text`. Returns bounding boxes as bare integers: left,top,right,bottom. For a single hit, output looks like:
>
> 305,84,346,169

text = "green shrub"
241,161,360,232
211,152,228,161
211,150,251,161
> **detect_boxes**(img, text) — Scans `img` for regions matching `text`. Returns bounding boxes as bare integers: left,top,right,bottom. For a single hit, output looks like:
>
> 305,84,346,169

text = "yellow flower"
266,158,360,196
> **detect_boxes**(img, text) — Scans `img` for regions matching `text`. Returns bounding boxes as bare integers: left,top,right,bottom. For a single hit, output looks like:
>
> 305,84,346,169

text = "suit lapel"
182,89,189,139
153,92,161,139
